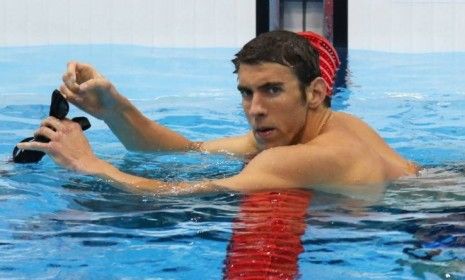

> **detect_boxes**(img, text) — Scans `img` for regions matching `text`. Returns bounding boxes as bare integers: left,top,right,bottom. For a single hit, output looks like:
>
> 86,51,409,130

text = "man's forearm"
103,100,196,152
93,159,224,195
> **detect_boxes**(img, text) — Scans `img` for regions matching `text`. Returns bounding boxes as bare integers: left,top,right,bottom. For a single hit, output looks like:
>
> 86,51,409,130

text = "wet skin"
238,63,311,150
16,61,417,196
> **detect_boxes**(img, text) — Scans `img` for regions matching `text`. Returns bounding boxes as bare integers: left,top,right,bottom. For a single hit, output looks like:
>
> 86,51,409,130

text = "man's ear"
306,77,328,109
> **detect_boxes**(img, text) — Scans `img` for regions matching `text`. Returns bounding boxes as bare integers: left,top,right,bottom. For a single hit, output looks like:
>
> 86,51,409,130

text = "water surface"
0,46,464,279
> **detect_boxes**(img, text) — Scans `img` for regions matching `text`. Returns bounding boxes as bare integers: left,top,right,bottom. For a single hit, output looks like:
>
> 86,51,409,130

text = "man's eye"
267,86,282,95
240,89,252,98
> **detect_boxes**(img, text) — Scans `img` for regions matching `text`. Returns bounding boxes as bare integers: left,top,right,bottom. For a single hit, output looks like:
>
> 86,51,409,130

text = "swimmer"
16,30,419,195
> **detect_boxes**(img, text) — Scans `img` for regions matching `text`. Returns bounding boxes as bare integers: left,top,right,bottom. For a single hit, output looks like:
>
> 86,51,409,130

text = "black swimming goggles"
12,89,91,163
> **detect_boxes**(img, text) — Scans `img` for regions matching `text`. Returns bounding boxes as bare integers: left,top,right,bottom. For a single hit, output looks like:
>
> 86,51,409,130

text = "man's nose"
248,93,267,117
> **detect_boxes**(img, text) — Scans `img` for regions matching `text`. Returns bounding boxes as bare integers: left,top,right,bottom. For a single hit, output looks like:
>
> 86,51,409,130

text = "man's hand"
16,116,103,174
60,61,128,120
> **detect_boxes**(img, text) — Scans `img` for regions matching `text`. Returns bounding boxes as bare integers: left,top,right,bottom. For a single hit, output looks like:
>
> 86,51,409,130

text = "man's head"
232,30,331,107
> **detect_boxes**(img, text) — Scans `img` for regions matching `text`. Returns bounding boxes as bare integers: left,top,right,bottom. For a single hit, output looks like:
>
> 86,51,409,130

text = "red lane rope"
224,190,312,280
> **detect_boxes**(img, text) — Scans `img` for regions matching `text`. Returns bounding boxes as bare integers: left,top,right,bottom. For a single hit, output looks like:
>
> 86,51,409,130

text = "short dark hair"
232,30,330,107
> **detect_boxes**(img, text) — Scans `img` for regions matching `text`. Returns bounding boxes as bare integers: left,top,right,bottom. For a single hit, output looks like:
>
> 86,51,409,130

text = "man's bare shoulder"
331,111,375,131
214,138,385,193
213,142,343,192
322,111,415,180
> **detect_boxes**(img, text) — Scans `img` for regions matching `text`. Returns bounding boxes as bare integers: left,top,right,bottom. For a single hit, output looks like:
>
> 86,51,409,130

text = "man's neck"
302,106,333,143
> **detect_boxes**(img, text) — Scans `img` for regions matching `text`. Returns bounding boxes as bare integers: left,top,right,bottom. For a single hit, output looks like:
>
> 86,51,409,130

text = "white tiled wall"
349,0,465,52
0,0,255,47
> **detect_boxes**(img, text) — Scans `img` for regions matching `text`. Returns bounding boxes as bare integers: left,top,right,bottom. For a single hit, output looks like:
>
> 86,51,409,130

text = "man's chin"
255,139,286,150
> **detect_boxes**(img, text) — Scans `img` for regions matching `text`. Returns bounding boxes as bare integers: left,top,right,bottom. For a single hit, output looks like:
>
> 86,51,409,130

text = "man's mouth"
254,127,276,139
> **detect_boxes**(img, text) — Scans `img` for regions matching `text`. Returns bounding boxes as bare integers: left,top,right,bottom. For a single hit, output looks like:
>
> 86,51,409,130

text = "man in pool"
17,30,418,195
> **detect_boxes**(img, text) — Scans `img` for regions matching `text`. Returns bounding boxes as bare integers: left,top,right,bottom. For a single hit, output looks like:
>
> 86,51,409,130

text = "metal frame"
256,0,347,47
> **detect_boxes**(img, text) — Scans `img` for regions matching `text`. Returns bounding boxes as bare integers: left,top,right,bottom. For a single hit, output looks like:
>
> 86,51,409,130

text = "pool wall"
0,0,255,47
2,0,465,51
349,0,465,52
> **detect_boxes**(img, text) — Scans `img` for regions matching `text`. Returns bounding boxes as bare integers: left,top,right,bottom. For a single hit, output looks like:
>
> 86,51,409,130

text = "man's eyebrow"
257,82,284,90
237,85,250,92
237,82,284,92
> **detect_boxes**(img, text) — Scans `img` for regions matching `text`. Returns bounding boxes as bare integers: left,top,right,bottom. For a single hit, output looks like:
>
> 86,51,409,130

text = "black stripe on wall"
333,0,348,48
256,0,270,36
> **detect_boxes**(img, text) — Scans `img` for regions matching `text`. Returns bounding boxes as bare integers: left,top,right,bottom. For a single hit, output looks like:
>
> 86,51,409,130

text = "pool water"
0,45,464,279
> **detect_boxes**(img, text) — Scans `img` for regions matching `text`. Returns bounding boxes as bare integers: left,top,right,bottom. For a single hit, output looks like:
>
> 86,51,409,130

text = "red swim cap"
298,31,340,95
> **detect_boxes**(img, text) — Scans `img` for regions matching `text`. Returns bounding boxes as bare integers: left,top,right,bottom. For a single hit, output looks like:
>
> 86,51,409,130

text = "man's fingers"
38,117,60,131
75,62,104,81
60,84,83,104
34,127,54,140
62,72,79,92
75,62,93,73
66,61,77,78
63,61,80,92
16,140,49,153
79,78,105,92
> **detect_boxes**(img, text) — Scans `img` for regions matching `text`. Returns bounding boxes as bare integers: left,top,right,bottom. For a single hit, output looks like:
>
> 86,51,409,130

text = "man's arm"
102,100,258,155
214,144,334,192
86,143,351,195
16,119,329,194
214,143,387,196
87,159,224,195
60,61,256,155
67,144,325,195
16,117,385,196
87,141,364,195
102,100,197,152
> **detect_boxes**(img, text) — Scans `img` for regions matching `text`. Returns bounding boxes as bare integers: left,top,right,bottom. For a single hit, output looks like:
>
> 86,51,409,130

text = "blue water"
0,45,464,279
